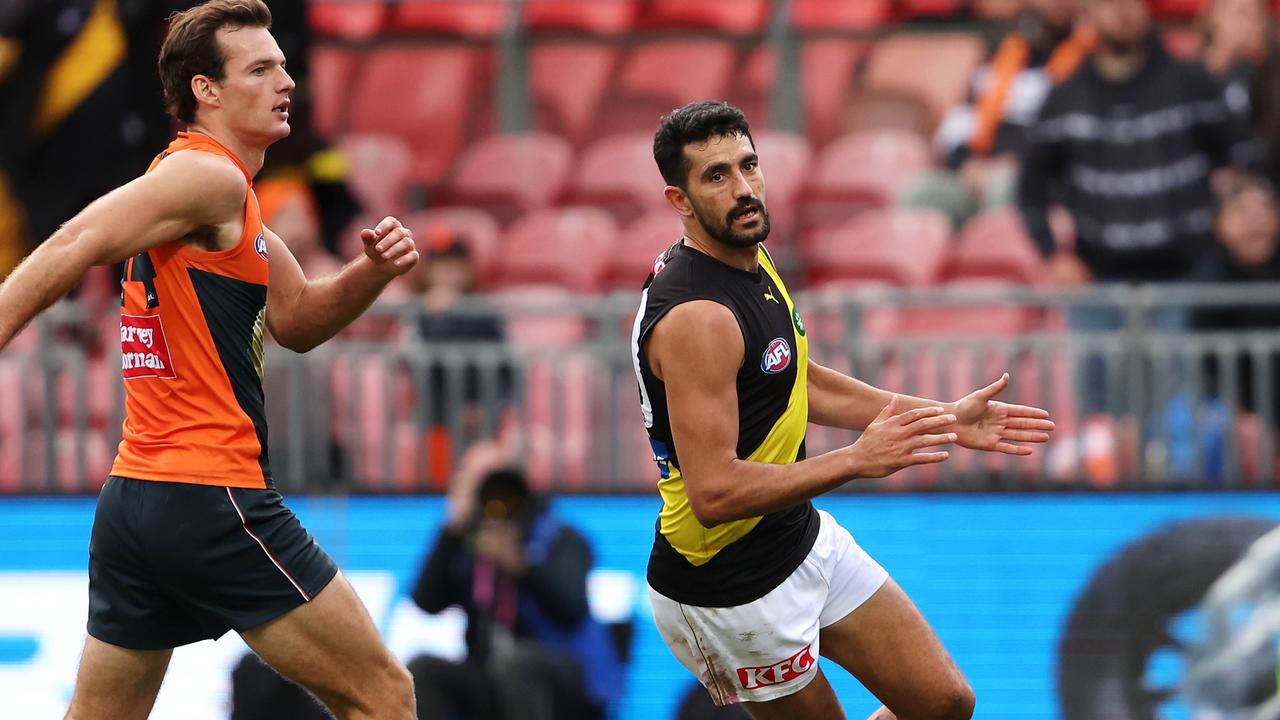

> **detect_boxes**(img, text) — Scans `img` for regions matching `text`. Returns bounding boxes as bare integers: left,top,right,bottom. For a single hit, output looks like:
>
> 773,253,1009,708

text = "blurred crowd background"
4,0,1280,495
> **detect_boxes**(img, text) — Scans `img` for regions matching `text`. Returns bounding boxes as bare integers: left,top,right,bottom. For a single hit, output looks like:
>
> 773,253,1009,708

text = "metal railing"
4,283,1280,494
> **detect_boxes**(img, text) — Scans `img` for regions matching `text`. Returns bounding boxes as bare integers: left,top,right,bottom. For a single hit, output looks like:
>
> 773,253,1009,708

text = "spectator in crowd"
925,0,1092,225
1200,0,1272,118
1191,173,1280,426
408,443,624,720
256,177,343,279
1020,0,1259,482
407,227,513,488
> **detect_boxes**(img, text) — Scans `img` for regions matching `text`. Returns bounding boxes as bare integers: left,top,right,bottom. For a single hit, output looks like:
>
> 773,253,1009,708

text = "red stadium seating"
861,33,986,130
563,133,668,223
805,208,951,287
738,40,869,147
947,209,1049,285
802,129,934,226
639,0,769,32
389,0,507,38
401,207,503,284
608,210,684,291
347,46,484,185
340,134,414,215
898,0,965,18
602,40,739,135
523,0,637,35
307,2,387,40
790,0,891,29
308,45,360,139
440,133,575,224
530,42,620,145
1150,0,1208,18
497,208,619,292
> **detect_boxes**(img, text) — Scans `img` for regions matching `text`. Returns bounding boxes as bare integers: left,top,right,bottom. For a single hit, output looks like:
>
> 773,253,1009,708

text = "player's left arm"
264,215,418,352
808,361,1055,456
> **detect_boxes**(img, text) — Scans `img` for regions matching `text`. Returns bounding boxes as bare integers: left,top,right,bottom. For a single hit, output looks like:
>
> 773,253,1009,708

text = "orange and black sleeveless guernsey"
110,132,273,488
633,241,819,607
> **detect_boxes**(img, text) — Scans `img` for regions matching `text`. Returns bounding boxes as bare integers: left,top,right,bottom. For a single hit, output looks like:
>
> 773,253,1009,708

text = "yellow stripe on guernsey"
658,247,810,566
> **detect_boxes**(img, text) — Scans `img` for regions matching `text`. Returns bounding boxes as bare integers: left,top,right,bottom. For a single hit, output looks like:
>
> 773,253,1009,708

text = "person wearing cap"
407,226,513,489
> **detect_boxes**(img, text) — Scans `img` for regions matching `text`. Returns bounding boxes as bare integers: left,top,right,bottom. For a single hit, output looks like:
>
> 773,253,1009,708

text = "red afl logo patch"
761,337,791,374
254,232,269,260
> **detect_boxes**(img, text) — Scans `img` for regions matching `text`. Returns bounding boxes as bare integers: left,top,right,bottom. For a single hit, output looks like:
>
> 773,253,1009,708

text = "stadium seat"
523,0,637,35
401,207,503,284
738,40,869,147
389,0,507,38
530,42,620,145
639,0,769,32
898,0,966,18
340,134,414,215
861,33,986,130
602,40,739,135
308,45,360,139
496,208,618,293
790,0,891,29
493,286,595,491
608,210,683,291
563,133,668,224
347,46,484,185
307,1,387,41
802,129,934,226
947,209,1049,284
439,133,574,224
841,87,935,139
805,207,951,287
1150,0,1208,18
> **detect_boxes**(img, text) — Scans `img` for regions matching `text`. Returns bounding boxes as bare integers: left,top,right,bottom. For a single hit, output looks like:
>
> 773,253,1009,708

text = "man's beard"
692,197,771,249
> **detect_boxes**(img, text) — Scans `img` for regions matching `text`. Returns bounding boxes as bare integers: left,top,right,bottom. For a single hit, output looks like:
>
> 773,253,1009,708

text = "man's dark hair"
653,101,754,189
159,0,273,124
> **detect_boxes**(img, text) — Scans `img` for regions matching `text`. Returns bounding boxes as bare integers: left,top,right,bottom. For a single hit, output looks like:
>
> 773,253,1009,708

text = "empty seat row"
310,32,984,173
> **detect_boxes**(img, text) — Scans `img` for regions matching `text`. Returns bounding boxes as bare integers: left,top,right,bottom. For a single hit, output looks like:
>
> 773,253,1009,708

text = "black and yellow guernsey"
632,240,820,607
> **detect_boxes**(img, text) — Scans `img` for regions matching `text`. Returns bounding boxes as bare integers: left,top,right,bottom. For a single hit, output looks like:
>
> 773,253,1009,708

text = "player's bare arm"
264,215,418,352
807,361,1055,456
0,150,247,350
650,300,957,526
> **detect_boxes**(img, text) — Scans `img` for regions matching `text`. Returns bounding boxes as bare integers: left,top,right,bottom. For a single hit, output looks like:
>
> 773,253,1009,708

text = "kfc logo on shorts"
254,232,269,261
737,644,816,689
120,315,177,380
760,337,791,374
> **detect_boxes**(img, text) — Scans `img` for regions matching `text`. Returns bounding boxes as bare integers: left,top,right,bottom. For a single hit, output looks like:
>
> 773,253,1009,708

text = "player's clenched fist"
360,216,419,276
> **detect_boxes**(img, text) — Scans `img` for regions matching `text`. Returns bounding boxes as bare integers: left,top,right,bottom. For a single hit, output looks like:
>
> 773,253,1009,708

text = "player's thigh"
741,668,846,720
66,635,172,720
819,579,973,719
239,572,404,701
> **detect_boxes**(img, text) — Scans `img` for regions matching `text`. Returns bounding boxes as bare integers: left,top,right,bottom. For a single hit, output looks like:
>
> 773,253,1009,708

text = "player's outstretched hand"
849,395,958,478
949,373,1055,456
360,216,419,277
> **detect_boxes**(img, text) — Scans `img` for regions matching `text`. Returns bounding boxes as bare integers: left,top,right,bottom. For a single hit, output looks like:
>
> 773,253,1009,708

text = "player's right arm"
0,151,246,351
649,300,957,527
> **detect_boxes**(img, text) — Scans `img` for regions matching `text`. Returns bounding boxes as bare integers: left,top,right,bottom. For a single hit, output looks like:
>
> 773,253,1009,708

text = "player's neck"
682,231,759,273
185,123,267,177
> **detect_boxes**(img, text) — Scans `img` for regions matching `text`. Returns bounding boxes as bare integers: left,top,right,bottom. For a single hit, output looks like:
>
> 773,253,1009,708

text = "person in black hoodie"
1192,173,1280,421
1018,0,1259,435
408,442,623,720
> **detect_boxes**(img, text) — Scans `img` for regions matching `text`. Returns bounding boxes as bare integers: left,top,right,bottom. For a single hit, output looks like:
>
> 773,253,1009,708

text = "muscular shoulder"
147,150,248,225
648,300,743,380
